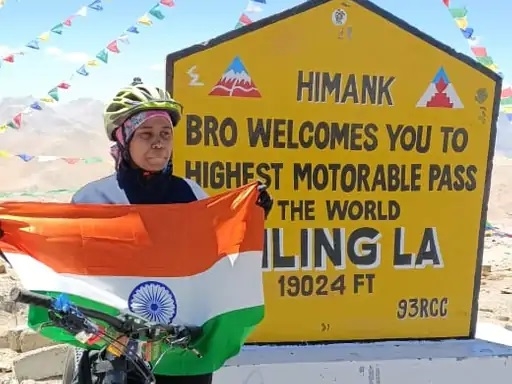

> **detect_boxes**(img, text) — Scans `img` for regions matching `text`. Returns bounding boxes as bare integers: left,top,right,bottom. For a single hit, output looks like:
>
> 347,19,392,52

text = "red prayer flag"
501,87,512,99
62,158,80,164
106,40,120,53
471,46,487,57
239,14,252,25
12,113,22,127
160,0,175,6
63,16,74,27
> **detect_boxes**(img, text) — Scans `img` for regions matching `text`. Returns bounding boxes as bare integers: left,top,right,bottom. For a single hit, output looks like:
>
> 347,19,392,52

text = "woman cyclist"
64,78,273,384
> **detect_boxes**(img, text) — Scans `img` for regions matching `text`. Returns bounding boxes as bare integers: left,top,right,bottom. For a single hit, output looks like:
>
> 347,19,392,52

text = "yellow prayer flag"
38,32,51,42
40,96,55,103
487,63,499,72
87,60,99,67
454,17,468,30
0,150,11,157
137,14,153,26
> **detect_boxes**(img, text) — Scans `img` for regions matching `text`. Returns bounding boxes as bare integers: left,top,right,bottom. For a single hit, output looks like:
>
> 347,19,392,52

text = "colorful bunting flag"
118,34,130,44
0,0,23,10
2,1,107,67
442,1,500,74
106,40,120,53
12,113,22,128
442,1,510,120
235,0,266,29
29,102,42,111
0,188,80,199
88,0,103,11
26,40,39,50
448,6,467,18
454,16,467,29
48,88,59,101
137,14,153,26
470,46,487,57
149,5,165,20
0,151,108,164
95,49,109,63
76,65,89,76
0,0,176,132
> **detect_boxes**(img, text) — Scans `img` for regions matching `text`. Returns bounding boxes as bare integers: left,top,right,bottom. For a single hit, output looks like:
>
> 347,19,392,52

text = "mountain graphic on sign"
209,56,261,98
416,67,463,108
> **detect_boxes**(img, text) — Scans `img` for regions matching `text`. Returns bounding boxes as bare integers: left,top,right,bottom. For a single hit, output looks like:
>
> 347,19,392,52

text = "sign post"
166,0,501,343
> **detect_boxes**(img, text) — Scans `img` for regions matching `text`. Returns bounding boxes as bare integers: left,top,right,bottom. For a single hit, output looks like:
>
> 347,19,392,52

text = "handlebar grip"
10,288,53,308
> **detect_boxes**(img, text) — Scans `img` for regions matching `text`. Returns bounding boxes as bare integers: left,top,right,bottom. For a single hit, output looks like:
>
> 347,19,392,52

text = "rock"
497,315,510,321
482,264,492,275
0,263,6,274
0,359,12,372
19,329,57,353
13,344,68,381
0,330,9,349
8,327,57,353
7,327,24,352
1,301,18,314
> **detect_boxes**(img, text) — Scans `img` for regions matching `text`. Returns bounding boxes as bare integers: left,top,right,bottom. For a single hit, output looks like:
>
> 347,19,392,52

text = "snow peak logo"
209,56,262,98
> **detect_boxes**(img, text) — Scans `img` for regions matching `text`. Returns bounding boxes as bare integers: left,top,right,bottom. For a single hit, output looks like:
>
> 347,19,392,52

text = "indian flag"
0,182,265,376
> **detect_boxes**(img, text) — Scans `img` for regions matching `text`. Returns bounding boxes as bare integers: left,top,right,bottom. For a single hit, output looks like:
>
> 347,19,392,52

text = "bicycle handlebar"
10,287,203,343
10,287,126,330
10,287,204,383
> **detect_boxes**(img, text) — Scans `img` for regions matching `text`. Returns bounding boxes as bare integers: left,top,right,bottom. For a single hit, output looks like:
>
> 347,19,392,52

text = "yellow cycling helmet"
104,80,183,140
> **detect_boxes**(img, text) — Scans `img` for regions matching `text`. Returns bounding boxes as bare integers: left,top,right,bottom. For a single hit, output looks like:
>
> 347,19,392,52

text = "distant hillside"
0,97,113,196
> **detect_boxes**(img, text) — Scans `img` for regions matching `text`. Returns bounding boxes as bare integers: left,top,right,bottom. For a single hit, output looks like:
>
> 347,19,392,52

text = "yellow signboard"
166,0,501,342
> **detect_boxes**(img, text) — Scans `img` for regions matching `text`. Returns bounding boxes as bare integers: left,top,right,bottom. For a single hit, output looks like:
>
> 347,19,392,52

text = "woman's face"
128,116,173,171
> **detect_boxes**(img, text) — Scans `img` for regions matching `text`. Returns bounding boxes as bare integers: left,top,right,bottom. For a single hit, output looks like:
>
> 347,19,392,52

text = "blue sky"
0,0,508,102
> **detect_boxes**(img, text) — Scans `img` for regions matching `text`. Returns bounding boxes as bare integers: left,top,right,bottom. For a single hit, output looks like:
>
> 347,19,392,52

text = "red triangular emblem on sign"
416,67,463,108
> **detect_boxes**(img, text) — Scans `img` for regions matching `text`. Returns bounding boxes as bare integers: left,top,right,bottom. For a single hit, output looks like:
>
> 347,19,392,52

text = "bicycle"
9,287,203,384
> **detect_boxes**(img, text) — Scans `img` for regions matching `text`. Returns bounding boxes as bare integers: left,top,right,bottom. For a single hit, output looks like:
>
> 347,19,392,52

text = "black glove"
256,183,273,219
